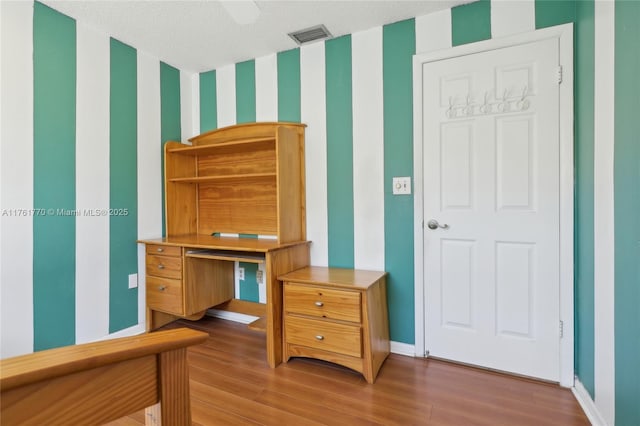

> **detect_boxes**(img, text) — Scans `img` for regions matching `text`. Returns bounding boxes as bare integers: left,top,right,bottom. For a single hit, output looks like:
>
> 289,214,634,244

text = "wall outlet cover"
128,273,138,289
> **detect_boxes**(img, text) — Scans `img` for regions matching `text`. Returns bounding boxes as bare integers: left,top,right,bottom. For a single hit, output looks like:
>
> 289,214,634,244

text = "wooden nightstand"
278,266,389,383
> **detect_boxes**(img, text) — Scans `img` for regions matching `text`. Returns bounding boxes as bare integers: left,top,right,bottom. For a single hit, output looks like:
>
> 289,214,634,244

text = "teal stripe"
451,0,491,46
200,70,217,132
109,39,138,333
239,263,260,303
573,0,595,398
277,48,301,122
535,0,594,396
236,60,256,123
160,62,181,237
237,234,259,302
383,19,415,345
535,0,576,29
615,1,640,424
325,36,354,269
536,0,596,396
33,2,76,351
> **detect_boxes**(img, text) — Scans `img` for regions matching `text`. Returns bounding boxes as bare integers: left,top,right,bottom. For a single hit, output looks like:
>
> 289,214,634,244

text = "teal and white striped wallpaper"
1,1,638,424
1,1,182,351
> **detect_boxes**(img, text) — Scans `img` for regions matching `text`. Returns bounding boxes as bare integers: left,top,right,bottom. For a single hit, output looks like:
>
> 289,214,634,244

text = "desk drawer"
147,276,183,315
284,283,361,323
146,254,182,279
146,244,181,257
285,315,362,358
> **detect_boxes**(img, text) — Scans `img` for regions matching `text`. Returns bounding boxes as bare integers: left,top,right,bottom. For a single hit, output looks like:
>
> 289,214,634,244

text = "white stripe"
301,42,329,267
593,1,616,424
257,263,266,303
416,9,452,54
190,73,200,139
180,70,198,142
255,54,278,122
137,243,146,326
137,51,162,240
234,262,241,299
137,51,162,327
413,10,451,357
0,0,34,357
490,0,535,38
75,23,110,344
216,64,236,127
352,27,385,271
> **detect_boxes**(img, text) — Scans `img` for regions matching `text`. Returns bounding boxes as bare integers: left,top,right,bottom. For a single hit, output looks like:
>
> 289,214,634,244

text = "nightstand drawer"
146,244,181,257
146,254,182,279
147,276,183,315
284,283,361,323
285,315,362,358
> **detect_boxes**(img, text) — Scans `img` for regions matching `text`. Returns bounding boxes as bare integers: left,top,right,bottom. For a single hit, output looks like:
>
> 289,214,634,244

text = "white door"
422,38,561,381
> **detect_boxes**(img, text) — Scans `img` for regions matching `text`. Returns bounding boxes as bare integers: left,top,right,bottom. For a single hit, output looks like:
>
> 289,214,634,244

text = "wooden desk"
139,235,310,368
148,122,309,368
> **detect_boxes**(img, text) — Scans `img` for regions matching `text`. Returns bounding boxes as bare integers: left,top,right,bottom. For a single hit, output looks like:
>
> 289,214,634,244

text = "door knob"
427,219,449,230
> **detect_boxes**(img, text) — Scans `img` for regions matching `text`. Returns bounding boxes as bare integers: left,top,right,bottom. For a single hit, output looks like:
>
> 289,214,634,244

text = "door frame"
412,23,574,387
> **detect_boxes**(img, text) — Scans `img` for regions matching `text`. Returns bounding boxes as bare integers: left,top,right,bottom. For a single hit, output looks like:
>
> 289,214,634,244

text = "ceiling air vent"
288,24,332,45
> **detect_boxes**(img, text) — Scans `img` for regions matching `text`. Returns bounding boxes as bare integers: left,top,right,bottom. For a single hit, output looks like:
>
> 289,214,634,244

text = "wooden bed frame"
0,328,207,425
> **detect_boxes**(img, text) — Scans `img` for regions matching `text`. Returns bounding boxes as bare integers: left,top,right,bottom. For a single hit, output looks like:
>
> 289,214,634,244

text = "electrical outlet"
128,273,138,289
237,267,245,281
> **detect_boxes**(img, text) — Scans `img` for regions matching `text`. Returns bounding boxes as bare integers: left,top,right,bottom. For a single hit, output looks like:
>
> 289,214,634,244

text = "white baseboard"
206,308,258,324
573,377,606,426
92,324,146,343
390,341,416,357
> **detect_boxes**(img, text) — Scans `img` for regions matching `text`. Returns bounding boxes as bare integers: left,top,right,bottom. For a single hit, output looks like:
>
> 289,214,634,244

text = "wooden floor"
110,317,589,426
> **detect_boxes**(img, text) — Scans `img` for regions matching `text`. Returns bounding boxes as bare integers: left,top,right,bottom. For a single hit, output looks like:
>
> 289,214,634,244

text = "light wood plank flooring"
110,317,589,426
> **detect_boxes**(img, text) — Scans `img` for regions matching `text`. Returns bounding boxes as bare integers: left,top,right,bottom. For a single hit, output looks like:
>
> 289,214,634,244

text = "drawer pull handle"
315,335,324,341
157,264,165,269
156,247,164,252
158,285,166,291
314,301,324,307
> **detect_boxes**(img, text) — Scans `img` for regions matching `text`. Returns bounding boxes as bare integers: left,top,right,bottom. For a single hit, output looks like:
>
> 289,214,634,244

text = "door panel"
441,239,475,329
423,38,560,381
496,115,535,210
441,122,475,210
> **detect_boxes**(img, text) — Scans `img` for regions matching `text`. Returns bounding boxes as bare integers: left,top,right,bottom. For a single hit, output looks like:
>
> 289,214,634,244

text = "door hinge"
559,320,564,338
557,65,563,84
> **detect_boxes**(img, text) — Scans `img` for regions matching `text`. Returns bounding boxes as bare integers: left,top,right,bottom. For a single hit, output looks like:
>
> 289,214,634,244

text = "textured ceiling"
42,0,471,73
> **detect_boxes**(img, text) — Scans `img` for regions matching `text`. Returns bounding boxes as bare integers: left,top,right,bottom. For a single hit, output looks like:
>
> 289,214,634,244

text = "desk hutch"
139,122,310,368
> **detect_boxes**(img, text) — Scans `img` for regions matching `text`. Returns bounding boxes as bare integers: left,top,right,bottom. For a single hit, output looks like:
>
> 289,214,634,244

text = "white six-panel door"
422,38,561,381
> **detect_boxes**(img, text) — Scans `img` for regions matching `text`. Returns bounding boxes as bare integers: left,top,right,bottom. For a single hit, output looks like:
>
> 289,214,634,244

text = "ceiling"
42,0,471,73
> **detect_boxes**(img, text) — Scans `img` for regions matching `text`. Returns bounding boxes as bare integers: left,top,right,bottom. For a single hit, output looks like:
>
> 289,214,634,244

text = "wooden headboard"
0,328,207,425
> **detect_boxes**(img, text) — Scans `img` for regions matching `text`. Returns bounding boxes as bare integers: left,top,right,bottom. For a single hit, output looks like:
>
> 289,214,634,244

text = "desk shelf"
166,136,275,156
165,122,306,244
168,173,276,184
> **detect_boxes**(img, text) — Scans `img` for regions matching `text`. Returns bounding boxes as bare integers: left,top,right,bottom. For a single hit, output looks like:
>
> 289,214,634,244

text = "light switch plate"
392,177,411,195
